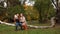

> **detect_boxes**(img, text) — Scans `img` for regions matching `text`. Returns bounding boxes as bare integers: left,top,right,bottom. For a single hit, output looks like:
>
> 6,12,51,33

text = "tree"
34,0,55,23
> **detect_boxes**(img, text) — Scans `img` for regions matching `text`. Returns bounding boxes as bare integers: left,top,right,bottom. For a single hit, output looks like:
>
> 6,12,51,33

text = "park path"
0,17,55,29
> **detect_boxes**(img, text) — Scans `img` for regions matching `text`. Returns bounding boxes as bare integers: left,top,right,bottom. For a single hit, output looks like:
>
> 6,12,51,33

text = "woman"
14,13,22,31
14,13,19,31
19,13,27,30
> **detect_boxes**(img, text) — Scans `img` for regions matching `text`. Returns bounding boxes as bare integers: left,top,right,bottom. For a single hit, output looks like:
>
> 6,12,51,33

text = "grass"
0,24,60,34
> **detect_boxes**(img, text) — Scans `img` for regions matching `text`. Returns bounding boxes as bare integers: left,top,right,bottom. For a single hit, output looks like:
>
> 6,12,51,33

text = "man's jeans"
16,22,22,30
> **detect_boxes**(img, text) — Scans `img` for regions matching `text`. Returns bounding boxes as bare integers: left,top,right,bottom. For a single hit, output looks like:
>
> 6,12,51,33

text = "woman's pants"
16,22,22,30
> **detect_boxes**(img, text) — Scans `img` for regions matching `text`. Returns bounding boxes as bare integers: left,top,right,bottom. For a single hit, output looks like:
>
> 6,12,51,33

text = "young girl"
19,13,27,30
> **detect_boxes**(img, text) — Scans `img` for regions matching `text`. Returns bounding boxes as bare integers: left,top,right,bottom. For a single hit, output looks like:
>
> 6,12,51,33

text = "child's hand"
22,23,25,26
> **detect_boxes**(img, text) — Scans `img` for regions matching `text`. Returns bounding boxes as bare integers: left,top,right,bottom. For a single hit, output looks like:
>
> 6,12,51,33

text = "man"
14,13,22,31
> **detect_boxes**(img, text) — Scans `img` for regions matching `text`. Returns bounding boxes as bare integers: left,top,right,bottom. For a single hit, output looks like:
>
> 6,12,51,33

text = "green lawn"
0,24,60,34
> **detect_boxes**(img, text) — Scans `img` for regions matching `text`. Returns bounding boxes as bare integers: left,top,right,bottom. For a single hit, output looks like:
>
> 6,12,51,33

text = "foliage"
6,5,25,22
34,0,56,22
24,6,39,20
0,8,7,20
0,0,56,23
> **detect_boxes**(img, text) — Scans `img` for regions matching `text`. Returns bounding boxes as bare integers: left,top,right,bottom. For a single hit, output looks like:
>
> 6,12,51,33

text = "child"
19,13,27,30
